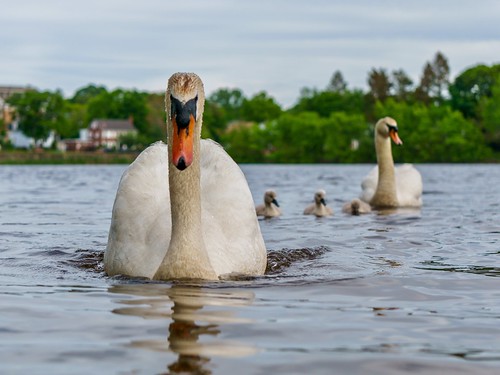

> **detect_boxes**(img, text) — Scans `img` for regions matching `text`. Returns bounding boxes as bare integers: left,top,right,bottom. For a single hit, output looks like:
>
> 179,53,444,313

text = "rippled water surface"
0,163,499,374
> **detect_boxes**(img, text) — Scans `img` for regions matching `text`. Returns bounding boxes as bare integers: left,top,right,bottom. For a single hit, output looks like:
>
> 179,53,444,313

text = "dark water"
0,164,499,375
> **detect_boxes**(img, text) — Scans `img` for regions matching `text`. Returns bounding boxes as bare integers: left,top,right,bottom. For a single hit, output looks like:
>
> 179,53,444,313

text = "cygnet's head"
264,190,279,207
314,189,327,206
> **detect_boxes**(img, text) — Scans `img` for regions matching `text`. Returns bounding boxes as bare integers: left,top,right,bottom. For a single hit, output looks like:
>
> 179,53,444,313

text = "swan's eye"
184,96,197,120
387,124,398,133
192,95,198,119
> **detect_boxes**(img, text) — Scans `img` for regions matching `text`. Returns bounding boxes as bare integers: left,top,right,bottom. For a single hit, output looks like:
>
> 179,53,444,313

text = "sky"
1,0,500,108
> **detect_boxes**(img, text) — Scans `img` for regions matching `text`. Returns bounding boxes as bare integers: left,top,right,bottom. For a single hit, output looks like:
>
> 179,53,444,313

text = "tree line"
3,51,500,163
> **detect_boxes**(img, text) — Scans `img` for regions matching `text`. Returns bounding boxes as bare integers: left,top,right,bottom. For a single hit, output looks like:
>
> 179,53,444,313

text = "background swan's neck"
371,135,398,207
154,134,217,280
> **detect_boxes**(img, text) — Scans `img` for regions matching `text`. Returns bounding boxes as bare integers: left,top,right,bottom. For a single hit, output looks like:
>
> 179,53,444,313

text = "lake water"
0,163,499,375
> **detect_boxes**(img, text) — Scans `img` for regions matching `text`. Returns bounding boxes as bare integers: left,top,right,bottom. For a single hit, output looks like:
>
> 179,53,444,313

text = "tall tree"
326,70,347,93
368,68,391,102
415,62,435,104
415,52,450,105
431,51,450,101
391,69,413,101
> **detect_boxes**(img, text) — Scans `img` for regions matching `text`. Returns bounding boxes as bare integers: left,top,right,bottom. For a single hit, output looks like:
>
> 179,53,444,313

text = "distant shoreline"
1,150,498,165
0,150,139,165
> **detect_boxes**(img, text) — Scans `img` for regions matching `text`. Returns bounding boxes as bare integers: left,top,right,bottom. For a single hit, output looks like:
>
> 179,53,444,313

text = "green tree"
368,68,391,102
479,78,500,151
202,99,226,141
431,51,450,102
60,102,86,139
415,62,434,105
415,52,450,105
391,69,413,102
70,84,107,104
221,122,268,162
204,88,246,141
145,92,166,142
326,70,347,93
208,88,245,122
241,92,282,123
291,89,365,118
449,64,500,119
323,112,371,163
266,112,325,163
7,90,68,145
86,89,151,141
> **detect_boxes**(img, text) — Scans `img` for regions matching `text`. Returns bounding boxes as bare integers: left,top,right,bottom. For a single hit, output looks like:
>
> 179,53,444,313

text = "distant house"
88,119,137,149
0,85,30,138
7,121,56,149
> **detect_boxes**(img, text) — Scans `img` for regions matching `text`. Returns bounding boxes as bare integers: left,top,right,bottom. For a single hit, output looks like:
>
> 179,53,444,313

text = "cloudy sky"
1,0,499,107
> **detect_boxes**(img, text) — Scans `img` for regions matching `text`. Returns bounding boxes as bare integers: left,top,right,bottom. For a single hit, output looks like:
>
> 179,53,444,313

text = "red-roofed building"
88,118,137,149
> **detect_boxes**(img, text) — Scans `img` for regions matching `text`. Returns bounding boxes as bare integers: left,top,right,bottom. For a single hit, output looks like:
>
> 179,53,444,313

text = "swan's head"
375,117,403,145
165,72,206,171
314,189,327,206
264,190,279,207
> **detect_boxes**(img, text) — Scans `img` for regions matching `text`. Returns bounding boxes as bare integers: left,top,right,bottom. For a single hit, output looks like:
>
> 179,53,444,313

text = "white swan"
359,117,423,208
255,190,281,218
303,189,333,217
104,72,267,280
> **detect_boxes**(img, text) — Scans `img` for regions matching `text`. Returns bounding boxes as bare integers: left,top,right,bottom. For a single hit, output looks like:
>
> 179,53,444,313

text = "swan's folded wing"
200,139,267,275
395,164,423,207
105,142,171,278
360,166,378,203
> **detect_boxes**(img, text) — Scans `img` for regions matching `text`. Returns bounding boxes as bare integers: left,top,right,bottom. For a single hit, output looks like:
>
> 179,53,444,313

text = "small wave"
68,247,330,278
418,260,500,277
65,249,105,274
265,246,329,274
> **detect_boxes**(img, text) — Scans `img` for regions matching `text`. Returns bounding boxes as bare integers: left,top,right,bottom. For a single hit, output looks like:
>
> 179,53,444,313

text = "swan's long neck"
371,134,398,208
154,131,218,280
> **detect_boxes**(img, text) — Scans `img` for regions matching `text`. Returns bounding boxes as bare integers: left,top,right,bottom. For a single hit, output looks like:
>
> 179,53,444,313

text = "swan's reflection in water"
109,283,258,373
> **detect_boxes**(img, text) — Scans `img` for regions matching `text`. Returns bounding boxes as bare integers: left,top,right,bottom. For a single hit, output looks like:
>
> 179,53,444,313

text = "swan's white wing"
200,139,267,275
104,142,170,278
395,164,423,207
360,166,378,203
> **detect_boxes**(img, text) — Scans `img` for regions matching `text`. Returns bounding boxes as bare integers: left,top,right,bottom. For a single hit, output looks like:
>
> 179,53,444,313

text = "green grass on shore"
0,150,139,165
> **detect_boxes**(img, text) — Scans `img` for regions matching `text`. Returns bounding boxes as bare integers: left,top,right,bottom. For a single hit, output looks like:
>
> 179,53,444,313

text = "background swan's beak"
320,198,327,206
389,129,403,145
272,199,280,207
172,115,195,170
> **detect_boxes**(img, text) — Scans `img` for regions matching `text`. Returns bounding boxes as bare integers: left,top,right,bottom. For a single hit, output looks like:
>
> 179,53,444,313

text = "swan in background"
303,189,333,217
104,72,267,280
359,117,423,209
256,190,281,218
342,198,372,215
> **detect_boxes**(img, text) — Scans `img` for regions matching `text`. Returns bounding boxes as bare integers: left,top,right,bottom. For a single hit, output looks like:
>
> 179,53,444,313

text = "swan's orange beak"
172,114,195,170
389,128,403,145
